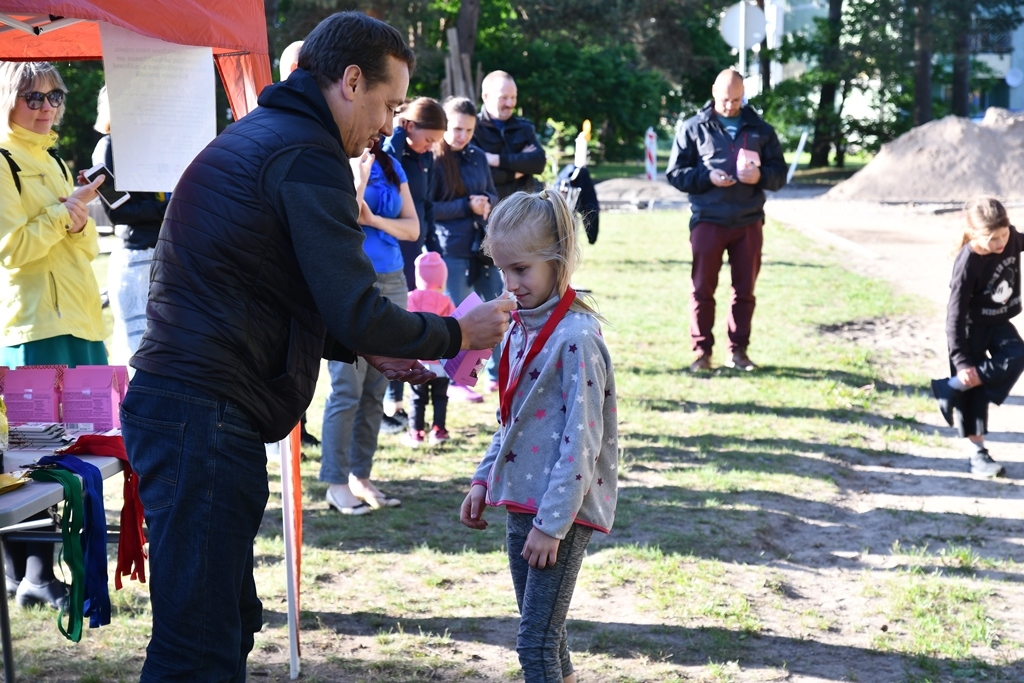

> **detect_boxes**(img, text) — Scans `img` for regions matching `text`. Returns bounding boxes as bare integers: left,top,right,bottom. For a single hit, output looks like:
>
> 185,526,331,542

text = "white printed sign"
99,22,216,192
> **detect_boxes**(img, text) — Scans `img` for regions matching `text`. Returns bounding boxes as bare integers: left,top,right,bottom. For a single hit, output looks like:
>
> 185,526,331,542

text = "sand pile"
828,108,1024,203
594,177,685,202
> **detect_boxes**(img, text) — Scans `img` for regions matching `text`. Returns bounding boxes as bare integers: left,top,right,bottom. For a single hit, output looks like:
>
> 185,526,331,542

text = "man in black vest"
121,13,513,682
472,70,547,200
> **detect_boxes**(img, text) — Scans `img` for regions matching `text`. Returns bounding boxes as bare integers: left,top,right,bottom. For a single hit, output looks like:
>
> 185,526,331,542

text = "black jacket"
946,225,1024,370
472,108,546,199
132,69,461,442
383,126,433,247
429,143,498,259
666,103,787,229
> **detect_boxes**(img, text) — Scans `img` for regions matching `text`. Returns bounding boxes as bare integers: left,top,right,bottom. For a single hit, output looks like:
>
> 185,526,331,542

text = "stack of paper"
8,423,74,450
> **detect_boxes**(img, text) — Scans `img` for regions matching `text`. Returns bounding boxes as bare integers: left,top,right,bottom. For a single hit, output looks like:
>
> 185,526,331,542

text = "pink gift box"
61,367,121,433
76,365,129,403
3,367,62,424
440,292,493,387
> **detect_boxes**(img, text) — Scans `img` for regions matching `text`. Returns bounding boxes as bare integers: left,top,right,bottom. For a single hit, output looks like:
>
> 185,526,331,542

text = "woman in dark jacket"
429,97,501,395
379,98,446,430
382,97,446,290
430,97,501,309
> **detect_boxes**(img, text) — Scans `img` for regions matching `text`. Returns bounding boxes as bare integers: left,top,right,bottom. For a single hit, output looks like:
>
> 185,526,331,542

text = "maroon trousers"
689,220,763,354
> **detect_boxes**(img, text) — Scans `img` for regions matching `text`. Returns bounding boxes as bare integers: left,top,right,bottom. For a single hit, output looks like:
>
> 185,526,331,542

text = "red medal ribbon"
499,287,576,425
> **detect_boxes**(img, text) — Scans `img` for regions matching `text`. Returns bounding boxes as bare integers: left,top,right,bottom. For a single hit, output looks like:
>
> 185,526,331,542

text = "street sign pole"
738,0,746,79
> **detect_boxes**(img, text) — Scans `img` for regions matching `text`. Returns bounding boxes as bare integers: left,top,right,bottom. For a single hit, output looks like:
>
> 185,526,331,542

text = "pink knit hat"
415,251,448,290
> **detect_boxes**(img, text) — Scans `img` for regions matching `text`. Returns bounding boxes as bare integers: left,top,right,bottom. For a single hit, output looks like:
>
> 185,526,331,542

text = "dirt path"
760,189,1024,681
765,188,1024,448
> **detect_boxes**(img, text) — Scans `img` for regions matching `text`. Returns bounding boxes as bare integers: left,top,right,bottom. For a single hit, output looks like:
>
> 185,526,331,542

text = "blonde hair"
956,196,1010,252
0,61,67,133
94,85,110,134
483,189,602,319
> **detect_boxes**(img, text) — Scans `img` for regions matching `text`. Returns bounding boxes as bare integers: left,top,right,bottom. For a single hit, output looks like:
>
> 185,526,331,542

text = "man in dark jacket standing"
121,13,512,683
666,69,787,372
472,70,547,199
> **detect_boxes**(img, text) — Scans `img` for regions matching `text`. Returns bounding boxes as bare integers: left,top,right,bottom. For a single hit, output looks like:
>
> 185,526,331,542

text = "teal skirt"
1,335,108,368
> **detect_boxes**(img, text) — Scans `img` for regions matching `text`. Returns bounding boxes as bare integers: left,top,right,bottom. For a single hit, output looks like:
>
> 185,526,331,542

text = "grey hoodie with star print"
472,296,618,539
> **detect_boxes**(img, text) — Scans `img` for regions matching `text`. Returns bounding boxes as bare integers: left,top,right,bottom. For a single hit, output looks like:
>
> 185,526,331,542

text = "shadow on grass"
261,609,1024,682
622,430,965,476
620,363,930,398
607,484,1024,572
278,469,1024,578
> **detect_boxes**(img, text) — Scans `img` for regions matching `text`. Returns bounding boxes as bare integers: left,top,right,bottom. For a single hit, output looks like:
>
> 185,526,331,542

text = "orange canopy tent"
0,1,272,118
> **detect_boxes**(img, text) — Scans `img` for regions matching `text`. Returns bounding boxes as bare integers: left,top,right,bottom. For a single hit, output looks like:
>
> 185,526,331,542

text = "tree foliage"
264,0,737,160
53,60,105,172
758,0,1024,166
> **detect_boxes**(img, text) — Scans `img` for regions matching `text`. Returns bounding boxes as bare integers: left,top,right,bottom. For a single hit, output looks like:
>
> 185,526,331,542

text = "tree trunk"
951,19,970,117
456,0,481,65
756,0,771,93
913,0,933,126
809,0,844,168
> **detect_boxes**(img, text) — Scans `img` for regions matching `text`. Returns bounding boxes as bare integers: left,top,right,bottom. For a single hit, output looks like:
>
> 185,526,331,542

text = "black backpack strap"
46,148,69,182
0,147,21,194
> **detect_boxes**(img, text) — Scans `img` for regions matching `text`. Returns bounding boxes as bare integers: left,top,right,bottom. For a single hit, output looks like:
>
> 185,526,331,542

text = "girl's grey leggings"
506,511,593,682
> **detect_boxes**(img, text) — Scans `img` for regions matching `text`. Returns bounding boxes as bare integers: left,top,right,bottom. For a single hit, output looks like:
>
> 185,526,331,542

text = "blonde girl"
932,196,1024,477
460,189,617,682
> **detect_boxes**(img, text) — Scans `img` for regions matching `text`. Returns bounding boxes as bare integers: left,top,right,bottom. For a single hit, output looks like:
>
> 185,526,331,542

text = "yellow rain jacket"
0,123,105,346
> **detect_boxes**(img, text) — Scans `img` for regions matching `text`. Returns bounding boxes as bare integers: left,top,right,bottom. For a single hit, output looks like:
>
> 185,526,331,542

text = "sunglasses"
17,90,66,110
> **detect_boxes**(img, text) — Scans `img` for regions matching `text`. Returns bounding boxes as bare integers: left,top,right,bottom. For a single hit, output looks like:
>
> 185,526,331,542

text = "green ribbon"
28,468,85,643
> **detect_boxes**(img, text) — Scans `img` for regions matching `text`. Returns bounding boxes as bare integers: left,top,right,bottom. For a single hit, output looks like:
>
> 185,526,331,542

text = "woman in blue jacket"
320,140,420,514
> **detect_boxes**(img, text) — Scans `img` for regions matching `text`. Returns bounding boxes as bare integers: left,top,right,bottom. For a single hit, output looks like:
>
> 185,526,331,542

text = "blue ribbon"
39,455,111,628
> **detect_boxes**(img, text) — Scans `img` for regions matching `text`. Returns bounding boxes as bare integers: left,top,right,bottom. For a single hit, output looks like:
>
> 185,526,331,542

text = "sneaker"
429,426,450,445
483,379,500,393
970,451,1006,478
15,578,68,610
448,384,484,403
5,576,17,598
300,429,320,447
402,429,426,448
689,351,712,373
379,413,406,435
930,378,960,427
726,350,757,371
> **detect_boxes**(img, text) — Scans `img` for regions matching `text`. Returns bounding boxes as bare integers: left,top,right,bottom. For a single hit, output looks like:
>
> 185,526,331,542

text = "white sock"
948,376,967,391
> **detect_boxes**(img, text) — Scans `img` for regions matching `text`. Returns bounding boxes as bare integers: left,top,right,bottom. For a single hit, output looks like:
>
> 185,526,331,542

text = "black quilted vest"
132,72,349,442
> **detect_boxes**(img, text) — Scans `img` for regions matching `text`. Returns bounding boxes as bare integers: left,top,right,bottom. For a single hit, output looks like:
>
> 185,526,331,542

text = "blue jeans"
444,256,503,382
121,370,269,683
320,269,407,483
506,512,593,682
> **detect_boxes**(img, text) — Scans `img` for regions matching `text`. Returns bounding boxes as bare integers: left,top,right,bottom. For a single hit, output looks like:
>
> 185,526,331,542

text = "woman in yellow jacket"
0,61,105,609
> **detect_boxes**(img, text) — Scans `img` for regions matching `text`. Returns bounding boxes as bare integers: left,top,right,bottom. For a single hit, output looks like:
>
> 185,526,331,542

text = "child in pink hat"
404,252,457,446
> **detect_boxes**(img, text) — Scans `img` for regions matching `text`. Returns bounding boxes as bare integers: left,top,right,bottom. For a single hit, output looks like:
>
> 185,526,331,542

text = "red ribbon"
498,288,576,425
58,434,146,589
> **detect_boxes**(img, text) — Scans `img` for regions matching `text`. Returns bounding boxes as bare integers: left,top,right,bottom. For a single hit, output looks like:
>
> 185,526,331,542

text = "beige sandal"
350,480,401,509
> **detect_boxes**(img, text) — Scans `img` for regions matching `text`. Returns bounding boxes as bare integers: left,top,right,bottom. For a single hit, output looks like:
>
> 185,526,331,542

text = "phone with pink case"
737,148,761,168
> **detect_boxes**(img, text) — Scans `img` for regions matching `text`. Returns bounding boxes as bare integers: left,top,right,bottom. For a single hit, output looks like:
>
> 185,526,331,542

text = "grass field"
14,209,1023,682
